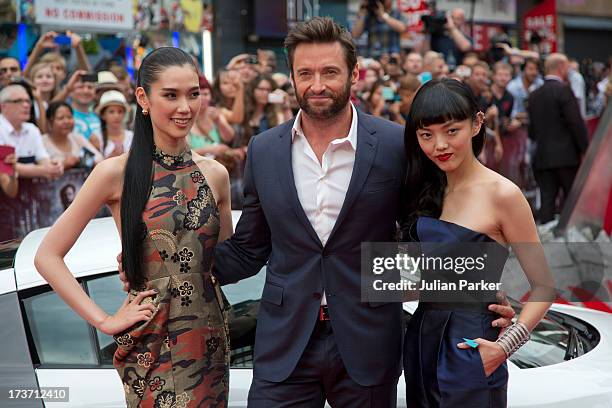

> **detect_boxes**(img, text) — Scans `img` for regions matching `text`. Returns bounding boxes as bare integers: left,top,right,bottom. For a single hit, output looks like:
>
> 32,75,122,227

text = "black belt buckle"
319,305,330,321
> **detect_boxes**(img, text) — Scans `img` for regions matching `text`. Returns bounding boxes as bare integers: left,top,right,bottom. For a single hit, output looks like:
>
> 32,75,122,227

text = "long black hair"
403,78,486,230
121,47,197,290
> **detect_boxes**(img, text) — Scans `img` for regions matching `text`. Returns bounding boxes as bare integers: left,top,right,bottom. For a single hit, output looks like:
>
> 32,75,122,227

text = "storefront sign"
523,0,557,54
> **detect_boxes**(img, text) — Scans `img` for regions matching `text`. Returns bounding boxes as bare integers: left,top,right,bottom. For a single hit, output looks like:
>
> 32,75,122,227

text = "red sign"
397,0,429,33
471,23,504,52
523,0,557,54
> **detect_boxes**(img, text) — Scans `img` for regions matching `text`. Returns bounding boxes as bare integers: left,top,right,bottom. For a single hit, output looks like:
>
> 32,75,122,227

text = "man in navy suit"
212,17,406,407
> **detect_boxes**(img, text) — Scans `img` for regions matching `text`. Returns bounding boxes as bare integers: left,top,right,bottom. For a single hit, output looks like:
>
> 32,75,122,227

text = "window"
23,288,98,366
509,317,569,368
508,309,599,369
225,267,266,368
86,272,126,365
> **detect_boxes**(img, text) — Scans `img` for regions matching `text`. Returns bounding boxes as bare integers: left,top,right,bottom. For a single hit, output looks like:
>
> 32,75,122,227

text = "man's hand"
507,118,522,132
375,1,386,19
65,70,87,94
226,54,250,70
66,30,82,49
37,31,58,50
485,105,499,123
490,291,515,331
117,252,130,293
445,12,457,31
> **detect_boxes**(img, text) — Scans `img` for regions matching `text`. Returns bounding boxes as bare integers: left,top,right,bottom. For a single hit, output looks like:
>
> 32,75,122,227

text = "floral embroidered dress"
113,145,229,408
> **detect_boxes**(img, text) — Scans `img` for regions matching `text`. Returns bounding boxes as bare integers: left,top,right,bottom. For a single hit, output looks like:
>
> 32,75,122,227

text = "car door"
20,272,126,407
0,268,43,408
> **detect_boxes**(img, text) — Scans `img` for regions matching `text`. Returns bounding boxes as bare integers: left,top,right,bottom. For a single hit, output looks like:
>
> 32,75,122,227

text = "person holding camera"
351,0,407,58
23,31,91,85
68,72,103,150
428,8,472,70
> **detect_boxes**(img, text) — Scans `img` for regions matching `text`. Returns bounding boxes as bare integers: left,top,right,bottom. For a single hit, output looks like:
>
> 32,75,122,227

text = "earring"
142,109,148,115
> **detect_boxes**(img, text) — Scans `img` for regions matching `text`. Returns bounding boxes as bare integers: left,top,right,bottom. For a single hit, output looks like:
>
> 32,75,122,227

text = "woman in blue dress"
402,78,555,407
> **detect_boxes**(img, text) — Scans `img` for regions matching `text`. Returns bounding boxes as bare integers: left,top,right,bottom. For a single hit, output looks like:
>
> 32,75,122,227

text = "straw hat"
95,90,129,115
97,71,119,85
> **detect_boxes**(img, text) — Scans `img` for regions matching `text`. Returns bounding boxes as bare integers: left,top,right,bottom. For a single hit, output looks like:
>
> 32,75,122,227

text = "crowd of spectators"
1,11,611,241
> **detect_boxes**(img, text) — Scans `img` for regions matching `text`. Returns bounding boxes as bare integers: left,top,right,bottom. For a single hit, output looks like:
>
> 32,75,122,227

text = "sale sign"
523,0,557,54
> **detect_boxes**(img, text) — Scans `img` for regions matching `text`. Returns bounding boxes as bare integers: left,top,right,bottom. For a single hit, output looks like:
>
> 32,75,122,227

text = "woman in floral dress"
35,47,233,407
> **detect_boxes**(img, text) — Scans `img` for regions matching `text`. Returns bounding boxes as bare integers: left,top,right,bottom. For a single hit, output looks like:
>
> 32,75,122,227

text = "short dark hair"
46,101,73,122
284,17,357,75
521,57,540,72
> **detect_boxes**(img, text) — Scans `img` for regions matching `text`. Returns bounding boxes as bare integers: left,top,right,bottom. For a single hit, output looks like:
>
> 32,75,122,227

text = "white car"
1,214,612,407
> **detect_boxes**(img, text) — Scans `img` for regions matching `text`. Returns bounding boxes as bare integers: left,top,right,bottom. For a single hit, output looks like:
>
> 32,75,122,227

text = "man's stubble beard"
293,75,352,121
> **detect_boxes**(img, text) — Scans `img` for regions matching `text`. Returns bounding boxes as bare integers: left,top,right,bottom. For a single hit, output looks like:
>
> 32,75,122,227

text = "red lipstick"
436,153,453,162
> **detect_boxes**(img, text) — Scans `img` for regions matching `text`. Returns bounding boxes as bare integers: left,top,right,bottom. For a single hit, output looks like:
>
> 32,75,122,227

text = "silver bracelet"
495,322,530,357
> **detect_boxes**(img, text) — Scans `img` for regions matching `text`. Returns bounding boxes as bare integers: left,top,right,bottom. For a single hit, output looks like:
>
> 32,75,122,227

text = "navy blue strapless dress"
403,216,509,407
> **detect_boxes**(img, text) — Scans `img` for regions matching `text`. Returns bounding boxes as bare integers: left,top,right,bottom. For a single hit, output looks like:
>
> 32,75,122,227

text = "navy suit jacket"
213,110,407,386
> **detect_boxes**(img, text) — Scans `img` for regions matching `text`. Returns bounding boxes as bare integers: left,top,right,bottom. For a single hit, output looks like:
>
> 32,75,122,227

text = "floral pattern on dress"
113,145,228,407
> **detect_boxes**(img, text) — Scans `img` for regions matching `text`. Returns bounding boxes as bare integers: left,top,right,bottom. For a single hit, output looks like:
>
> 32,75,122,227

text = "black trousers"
535,166,578,224
248,320,398,408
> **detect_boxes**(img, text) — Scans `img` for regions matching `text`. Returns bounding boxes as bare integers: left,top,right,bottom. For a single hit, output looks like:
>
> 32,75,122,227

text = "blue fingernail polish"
462,338,479,348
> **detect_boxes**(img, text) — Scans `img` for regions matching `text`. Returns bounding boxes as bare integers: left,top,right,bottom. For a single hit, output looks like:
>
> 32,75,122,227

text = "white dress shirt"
0,114,49,162
291,104,358,305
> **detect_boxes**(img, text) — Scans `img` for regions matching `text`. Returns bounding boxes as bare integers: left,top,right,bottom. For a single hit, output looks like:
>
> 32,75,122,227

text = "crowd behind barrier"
1,10,611,243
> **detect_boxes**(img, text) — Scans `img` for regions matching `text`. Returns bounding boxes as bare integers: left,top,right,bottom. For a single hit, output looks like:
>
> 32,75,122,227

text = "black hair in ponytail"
403,78,486,231
120,47,197,289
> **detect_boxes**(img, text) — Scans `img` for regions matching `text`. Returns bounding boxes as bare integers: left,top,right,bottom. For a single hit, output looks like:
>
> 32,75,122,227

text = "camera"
421,11,447,36
80,72,98,83
362,0,380,16
246,55,258,65
489,33,511,63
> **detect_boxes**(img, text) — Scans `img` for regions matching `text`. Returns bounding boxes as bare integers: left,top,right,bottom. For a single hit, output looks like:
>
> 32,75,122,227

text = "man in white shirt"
0,85,63,179
212,17,516,407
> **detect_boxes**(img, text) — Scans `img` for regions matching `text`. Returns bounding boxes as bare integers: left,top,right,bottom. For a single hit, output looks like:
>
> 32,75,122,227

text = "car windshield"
507,303,600,368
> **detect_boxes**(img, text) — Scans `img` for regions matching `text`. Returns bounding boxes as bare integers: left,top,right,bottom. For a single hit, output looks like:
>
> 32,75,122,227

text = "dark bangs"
409,79,474,131
400,78,486,236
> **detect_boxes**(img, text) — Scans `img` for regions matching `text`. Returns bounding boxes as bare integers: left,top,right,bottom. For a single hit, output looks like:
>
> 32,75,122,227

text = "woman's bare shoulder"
93,155,127,180
479,169,528,212
193,153,229,182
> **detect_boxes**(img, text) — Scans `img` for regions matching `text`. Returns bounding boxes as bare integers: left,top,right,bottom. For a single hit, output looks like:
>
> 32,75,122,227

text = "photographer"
427,8,472,70
351,0,407,58
23,31,91,84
